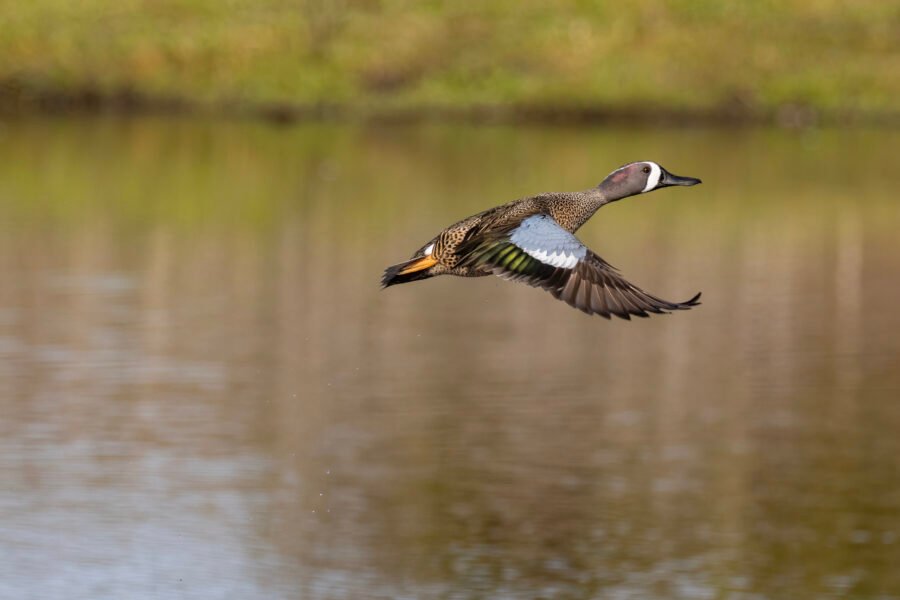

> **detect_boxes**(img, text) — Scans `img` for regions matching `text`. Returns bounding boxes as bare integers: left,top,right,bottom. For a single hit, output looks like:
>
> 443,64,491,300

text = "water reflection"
0,117,899,599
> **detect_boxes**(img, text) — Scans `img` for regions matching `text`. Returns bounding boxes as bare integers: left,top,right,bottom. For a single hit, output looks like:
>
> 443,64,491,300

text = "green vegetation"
1,0,898,121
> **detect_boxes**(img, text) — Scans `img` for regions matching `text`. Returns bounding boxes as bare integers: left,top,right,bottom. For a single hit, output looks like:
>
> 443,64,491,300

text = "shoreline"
2,81,898,129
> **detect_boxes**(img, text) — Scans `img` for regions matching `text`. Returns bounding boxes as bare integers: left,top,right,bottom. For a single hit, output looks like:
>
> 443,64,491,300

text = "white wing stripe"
525,248,579,268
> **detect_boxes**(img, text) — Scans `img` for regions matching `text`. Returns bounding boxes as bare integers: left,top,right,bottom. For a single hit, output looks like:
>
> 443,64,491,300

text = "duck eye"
642,166,651,174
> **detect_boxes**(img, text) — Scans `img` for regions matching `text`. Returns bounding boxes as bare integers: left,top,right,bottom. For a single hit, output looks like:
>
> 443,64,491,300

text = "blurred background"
1,2,899,600
2,0,898,122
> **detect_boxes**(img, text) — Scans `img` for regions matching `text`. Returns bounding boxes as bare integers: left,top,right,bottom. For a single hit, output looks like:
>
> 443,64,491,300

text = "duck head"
599,161,701,202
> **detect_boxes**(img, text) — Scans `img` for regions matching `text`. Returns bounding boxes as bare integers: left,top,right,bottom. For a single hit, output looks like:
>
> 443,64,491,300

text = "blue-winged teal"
382,161,702,319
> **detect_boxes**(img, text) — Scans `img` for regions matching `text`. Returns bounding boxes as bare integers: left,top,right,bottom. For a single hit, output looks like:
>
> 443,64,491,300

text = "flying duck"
382,161,702,319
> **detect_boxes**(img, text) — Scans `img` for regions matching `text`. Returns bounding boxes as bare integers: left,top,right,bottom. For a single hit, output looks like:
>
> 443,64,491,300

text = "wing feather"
459,214,700,319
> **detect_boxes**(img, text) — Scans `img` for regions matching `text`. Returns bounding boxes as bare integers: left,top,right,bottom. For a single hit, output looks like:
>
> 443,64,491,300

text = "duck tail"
381,255,438,288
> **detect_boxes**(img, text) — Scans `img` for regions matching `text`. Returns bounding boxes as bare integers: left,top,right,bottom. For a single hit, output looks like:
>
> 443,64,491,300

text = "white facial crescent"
641,162,662,193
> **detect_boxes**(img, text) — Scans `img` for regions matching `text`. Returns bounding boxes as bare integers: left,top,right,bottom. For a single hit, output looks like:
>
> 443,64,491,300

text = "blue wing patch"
509,215,586,268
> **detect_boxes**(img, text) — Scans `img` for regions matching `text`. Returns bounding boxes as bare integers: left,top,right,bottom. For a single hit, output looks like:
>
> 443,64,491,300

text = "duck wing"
458,214,700,319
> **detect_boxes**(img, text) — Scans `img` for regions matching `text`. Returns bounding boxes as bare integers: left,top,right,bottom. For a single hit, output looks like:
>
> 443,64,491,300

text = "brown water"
0,116,899,599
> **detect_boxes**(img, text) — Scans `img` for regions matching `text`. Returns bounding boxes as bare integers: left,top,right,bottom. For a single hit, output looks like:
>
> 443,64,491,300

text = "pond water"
0,116,899,599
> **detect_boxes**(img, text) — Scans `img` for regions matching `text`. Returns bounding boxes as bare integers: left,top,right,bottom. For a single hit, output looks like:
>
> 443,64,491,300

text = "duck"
381,161,702,319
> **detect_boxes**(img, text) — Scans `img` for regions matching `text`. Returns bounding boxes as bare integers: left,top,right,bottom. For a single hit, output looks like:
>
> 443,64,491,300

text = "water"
0,116,899,599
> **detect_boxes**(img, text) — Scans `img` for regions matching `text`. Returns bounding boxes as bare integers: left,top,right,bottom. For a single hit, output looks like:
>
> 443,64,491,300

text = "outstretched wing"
459,214,700,319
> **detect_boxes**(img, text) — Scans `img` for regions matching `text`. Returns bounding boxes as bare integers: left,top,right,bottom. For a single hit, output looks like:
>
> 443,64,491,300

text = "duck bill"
661,171,702,187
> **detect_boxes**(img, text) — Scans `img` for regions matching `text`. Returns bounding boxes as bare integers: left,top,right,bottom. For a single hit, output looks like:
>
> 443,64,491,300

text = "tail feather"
381,255,438,288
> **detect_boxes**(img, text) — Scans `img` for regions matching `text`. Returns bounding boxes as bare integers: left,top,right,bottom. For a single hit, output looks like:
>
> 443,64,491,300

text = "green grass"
2,0,899,119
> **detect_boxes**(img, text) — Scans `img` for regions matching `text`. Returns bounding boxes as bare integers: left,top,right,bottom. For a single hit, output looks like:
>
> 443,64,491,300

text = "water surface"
1,117,899,599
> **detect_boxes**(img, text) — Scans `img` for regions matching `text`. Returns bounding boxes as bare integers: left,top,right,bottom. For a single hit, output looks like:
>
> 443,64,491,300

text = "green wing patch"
472,240,543,275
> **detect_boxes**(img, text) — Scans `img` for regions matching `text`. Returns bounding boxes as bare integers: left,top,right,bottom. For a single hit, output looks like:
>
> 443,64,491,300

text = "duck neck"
555,187,612,232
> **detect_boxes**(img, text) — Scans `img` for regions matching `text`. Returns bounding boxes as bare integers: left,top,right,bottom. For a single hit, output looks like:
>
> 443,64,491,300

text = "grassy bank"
2,0,898,123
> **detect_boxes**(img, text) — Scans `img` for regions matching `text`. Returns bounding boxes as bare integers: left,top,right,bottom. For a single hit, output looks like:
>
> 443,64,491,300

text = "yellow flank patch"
397,255,438,275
